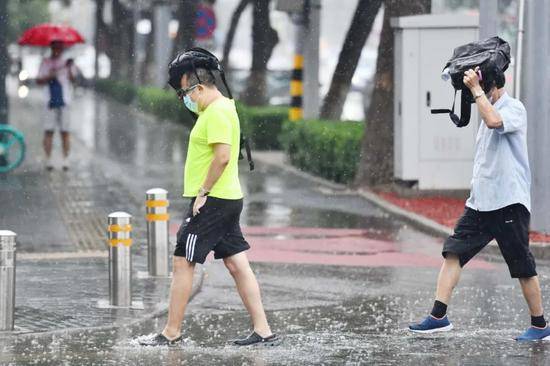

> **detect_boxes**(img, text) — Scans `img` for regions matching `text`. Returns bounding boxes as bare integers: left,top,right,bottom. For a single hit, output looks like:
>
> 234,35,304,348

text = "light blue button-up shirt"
465,92,531,212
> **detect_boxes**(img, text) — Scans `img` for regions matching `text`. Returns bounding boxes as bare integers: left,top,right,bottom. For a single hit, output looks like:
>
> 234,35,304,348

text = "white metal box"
391,14,479,189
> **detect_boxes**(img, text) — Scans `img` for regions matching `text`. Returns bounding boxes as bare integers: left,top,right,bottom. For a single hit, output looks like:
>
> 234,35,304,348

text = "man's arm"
201,143,231,192
66,59,78,83
192,143,231,215
463,68,503,129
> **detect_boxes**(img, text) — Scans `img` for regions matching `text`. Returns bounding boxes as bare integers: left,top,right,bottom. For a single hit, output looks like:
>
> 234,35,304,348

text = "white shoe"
45,157,54,171
62,157,69,171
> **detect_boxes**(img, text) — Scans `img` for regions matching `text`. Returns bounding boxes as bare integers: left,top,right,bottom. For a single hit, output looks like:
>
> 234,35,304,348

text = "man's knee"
518,275,538,285
224,257,250,278
224,259,240,277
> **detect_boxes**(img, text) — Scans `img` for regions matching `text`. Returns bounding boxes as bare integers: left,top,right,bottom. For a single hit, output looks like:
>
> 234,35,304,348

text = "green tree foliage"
7,0,49,43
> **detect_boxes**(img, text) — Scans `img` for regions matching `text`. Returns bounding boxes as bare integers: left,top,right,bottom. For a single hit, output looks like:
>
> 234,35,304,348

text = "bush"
238,105,289,150
136,87,195,127
95,79,136,104
280,119,364,184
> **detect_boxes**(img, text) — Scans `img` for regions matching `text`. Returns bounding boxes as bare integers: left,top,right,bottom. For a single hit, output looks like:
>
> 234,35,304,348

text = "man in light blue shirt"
466,90,531,212
409,66,549,341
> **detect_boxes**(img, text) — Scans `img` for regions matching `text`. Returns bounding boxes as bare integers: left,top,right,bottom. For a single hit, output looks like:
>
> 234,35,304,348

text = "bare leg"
162,257,196,339
435,254,463,306
224,252,272,337
61,131,70,158
43,131,54,158
519,276,544,319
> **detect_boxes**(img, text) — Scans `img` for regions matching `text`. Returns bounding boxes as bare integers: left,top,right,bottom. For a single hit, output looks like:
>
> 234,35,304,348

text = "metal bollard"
146,188,170,277
107,212,132,307
0,230,16,331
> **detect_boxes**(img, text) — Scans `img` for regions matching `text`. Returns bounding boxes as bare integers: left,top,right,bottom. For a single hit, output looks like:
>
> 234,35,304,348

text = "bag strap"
431,89,471,127
431,89,457,115
241,134,255,171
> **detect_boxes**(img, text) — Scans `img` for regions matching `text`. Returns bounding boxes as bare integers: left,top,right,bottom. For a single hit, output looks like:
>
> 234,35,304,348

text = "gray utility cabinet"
392,14,479,189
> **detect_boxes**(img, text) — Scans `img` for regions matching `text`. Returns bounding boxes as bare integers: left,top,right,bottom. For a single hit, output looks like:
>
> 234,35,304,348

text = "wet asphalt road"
2,87,550,365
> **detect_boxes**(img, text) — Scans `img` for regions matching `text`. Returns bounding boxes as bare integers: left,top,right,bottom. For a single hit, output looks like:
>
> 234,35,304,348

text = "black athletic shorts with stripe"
174,197,250,264
442,203,536,278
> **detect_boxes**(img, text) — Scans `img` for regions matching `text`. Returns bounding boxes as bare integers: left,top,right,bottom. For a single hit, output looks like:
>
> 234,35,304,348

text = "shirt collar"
493,91,509,109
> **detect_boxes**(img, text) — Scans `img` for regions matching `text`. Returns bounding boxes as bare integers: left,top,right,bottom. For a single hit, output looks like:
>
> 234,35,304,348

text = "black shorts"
174,197,250,264
442,203,536,278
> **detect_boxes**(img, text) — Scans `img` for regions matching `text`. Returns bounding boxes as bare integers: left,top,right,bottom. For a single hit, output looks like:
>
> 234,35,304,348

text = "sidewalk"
253,151,550,260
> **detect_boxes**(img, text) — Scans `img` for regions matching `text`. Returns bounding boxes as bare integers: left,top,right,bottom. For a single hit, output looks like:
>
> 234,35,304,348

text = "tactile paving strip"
47,172,107,252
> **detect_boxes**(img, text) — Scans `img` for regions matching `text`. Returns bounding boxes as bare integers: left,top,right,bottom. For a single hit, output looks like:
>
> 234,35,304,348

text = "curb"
356,188,453,238
253,151,550,261
1,266,206,340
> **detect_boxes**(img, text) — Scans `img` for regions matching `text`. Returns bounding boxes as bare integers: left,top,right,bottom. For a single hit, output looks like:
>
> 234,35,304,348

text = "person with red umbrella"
19,24,84,171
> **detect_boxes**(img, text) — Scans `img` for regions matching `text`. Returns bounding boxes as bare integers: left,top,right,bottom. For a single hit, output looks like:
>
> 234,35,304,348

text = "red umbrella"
18,23,85,47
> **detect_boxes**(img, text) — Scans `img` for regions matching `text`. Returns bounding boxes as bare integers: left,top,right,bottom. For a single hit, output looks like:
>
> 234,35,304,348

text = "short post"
107,212,132,307
146,188,170,277
0,230,16,331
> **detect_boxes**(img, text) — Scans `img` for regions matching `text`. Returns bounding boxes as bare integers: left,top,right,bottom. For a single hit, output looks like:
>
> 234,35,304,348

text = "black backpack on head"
168,47,255,171
431,36,511,127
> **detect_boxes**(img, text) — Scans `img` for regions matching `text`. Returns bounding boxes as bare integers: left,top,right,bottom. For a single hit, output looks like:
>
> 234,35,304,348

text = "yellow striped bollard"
146,188,170,277
289,54,304,121
107,212,132,307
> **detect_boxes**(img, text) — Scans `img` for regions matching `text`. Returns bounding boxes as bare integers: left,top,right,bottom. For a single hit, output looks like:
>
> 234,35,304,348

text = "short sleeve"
206,109,233,145
497,102,526,134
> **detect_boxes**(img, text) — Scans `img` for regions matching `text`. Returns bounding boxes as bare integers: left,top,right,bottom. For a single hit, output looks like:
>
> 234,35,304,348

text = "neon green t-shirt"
183,97,243,199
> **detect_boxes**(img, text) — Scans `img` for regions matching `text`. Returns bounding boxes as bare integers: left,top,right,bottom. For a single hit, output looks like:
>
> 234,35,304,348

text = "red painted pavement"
169,223,494,270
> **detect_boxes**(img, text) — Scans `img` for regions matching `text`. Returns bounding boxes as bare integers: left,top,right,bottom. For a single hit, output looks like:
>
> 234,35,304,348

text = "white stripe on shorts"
190,234,197,261
185,234,191,260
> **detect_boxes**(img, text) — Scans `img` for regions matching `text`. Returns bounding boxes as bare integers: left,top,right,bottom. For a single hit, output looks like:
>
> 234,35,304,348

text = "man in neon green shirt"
140,49,277,347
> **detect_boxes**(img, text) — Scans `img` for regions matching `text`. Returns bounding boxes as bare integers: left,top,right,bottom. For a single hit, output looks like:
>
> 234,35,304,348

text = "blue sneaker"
409,315,454,334
516,325,550,341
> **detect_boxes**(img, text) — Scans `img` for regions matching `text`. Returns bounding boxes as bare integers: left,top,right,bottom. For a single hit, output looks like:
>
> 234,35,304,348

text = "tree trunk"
94,0,104,80
171,0,197,60
221,0,251,70
243,0,278,106
109,0,134,80
355,0,431,188
0,0,8,125
93,0,134,80
140,8,155,85
319,0,382,120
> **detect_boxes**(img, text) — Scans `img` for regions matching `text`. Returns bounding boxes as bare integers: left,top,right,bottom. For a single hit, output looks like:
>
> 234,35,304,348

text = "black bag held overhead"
431,36,511,127
168,47,255,171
